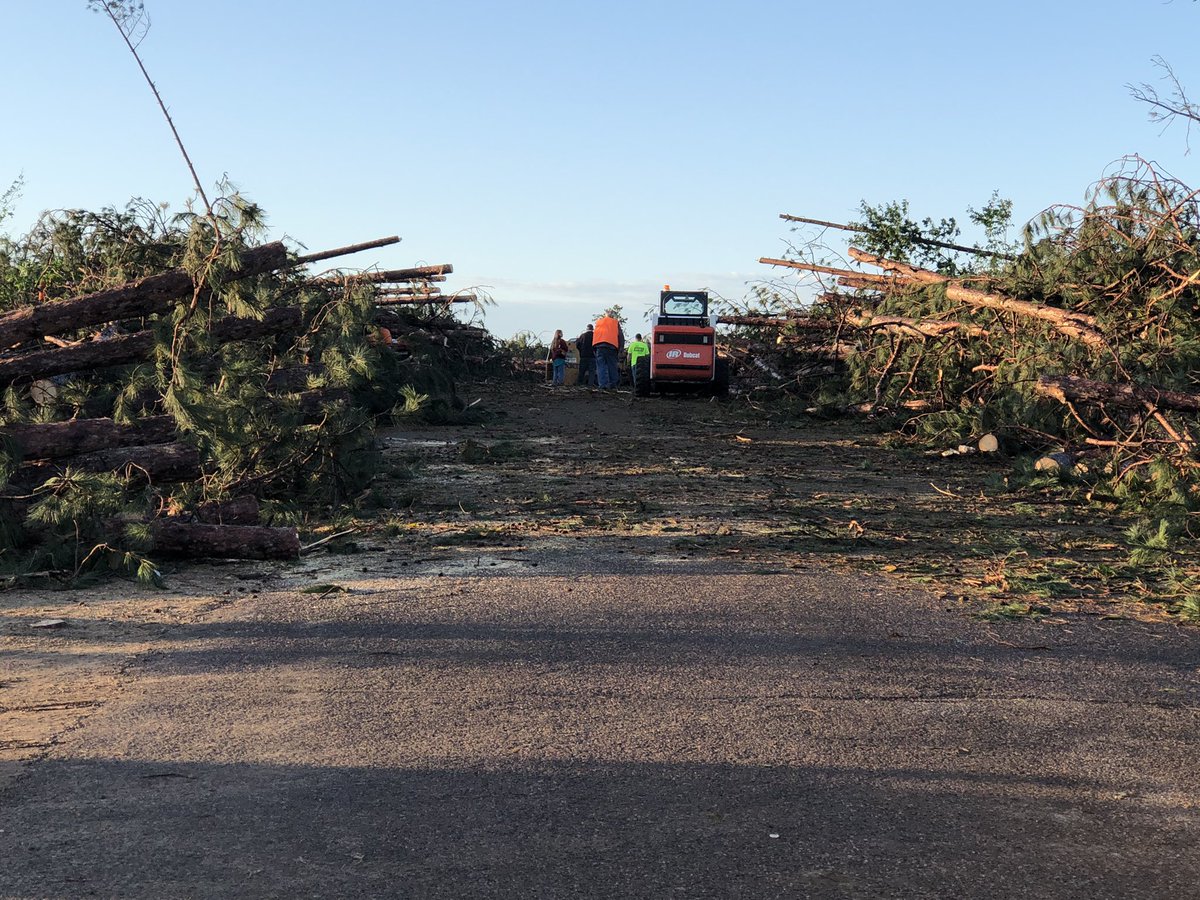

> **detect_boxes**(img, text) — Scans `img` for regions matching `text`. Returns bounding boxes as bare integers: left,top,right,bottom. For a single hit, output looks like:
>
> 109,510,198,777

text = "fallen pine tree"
0,241,290,349
0,307,303,385
1,416,178,460
1034,374,1200,415
0,195,497,578
739,159,1200,442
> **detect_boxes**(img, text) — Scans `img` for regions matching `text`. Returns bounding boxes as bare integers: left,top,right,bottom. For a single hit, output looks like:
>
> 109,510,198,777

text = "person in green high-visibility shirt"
627,333,650,374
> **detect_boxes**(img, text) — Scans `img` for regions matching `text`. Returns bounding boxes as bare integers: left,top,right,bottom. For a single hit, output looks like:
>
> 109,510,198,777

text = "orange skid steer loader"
632,288,729,397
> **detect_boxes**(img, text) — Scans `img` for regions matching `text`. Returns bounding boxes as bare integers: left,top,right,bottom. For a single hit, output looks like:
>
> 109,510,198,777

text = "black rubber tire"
633,357,651,397
712,358,730,398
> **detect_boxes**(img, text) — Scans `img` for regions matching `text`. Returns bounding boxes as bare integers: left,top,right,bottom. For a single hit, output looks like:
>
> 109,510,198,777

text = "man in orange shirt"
591,314,624,390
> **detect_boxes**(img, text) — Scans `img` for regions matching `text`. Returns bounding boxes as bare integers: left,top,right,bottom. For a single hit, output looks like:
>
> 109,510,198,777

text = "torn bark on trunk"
0,242,288,349
1,416,177,460
150,520,300,560
847,248,1106,348
14,442,200,487
1035,375,1200,413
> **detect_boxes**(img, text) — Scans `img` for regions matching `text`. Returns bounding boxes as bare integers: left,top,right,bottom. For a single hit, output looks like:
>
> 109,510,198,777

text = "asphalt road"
2,548,1198,899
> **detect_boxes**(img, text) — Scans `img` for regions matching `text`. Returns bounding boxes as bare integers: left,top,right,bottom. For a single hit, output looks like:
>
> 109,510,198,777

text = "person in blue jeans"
592,314,624,389
548,329,569,386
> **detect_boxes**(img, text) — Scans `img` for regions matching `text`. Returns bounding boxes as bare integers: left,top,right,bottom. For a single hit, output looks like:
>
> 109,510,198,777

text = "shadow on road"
2,754,1195,899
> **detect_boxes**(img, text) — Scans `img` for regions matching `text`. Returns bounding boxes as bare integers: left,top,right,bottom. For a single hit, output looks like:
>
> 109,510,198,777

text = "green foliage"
967,191,1018,259
26,470,130,530
394,385,430,416
14,470,166,583
1176,588,1200,622
0,440,16,489
0,199,178,316
848,199,964,274
1125,517,1181,568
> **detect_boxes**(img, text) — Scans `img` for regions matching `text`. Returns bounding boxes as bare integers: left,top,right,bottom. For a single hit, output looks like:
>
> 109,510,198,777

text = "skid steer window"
662,296,705,316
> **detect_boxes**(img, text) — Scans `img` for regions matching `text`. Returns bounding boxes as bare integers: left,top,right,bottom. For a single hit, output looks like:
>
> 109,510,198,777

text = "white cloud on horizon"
446,271,804,339
459,273,763,338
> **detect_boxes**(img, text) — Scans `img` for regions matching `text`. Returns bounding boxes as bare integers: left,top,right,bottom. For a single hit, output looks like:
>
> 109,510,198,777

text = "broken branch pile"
0,196,497,576
729,157,1200,477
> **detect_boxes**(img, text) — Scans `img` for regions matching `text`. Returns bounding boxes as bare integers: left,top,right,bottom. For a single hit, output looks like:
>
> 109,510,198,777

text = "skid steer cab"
633,287,729,397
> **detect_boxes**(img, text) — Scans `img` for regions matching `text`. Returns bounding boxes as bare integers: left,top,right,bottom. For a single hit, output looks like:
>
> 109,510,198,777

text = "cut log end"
977,433,1001,454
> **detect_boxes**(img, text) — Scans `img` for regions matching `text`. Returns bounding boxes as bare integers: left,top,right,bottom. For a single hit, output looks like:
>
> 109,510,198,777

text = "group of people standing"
548,314,650,389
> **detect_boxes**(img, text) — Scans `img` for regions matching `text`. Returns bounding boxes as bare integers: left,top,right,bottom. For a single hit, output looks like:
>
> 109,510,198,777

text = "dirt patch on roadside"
366,381,1163,623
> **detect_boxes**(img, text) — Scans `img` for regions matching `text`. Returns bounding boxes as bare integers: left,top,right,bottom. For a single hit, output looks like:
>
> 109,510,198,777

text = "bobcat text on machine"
632,287,729,397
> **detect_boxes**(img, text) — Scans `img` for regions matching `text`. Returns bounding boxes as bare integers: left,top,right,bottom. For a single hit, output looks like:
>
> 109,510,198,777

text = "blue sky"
1,1,1197,338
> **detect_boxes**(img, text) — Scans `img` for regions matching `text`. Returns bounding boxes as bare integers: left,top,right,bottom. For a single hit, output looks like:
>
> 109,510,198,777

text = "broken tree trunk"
1,416,177,460
0,307,302,385
149,520,300,560
1034,374,1200,413
0,331,154,385
720,312,986,338
844,312,990,339
319,264,453,285
13,442,201,487
838,275,899,292
0,242,289,349
376,286,442,296
760,257,898,286
846,248,1106,348
375,294,477,307
208,306,302,342
294,235,400,266
189,495,261,526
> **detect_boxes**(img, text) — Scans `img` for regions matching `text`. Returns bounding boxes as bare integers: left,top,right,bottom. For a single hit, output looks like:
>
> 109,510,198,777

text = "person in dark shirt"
575,324,596,388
